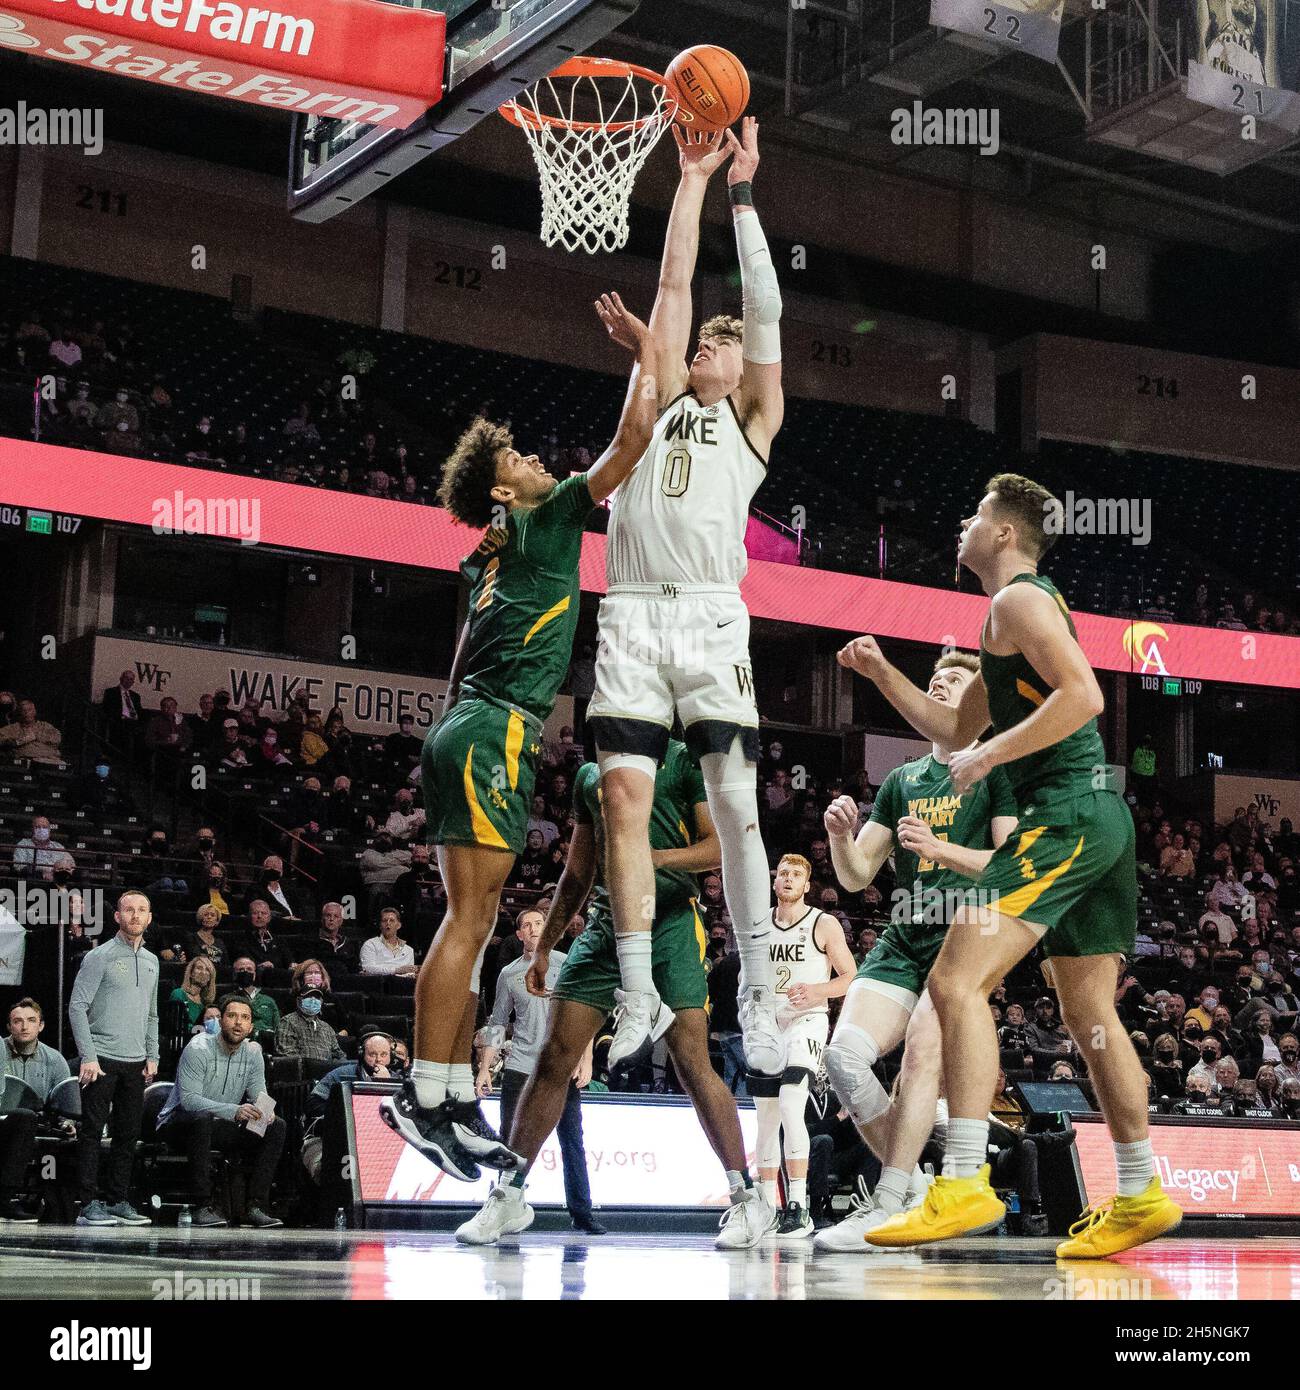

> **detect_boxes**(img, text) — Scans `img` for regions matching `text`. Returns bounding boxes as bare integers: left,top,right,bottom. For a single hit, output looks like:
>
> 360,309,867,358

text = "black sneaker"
192,1206,228,1228
1021,1211,1050,1237
243,1208,283,1230
0,1198,39,1224
569,1212,607,1235
447,1098,523,1172
774,1202,815,1242
379,1081,482,1182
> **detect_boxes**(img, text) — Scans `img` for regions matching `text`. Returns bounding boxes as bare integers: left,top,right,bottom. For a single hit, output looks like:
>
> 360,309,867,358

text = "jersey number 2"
775,965,791,993
661,444,692,497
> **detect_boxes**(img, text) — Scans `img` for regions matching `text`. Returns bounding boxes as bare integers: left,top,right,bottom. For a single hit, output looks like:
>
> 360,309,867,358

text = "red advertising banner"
1074,1116,1300,1218
2,439,1298,690
1,0,444,128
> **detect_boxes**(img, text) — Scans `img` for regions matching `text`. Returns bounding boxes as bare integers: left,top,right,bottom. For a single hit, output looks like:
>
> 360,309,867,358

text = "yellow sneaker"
1055,1177,1183,1259
864,1165,1006,1248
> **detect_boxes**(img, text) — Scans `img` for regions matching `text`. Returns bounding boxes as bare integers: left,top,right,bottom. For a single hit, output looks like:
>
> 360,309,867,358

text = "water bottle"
178,1205,192,1229
334,1207,348,1232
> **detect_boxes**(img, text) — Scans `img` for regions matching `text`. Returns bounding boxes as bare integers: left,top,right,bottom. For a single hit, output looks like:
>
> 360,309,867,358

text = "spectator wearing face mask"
187,825,220,870
1149,1032,1185,1098
359,907,417,977
392,842,441,959
158,992,284,1228
193,862,233,918
229,957,281,1036
212,718,250,773
1184,985,1221,1033
237,901,290,971
252,726,293,778
140,825,188,898
244,856,299,921
1280,1077,1300,1119
1273,1032,1300,1085
170,956,218,1030
277,971,346,1063
292,959,351,1037
382,789,425,843
1171,1073,1218,1114
12,815,66,879
0,699,63,767
1186,1033,1223,1091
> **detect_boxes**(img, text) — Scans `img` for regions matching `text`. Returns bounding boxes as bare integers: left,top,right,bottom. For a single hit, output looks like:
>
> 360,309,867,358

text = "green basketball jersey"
979,572,1108,812
869,753,1017,899
573,740,707,916
457,472,591,725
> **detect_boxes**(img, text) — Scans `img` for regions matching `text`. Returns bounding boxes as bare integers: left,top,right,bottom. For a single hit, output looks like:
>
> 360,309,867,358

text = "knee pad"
779,1078,810,1162
825,1025,890,1125
596,750,658,782
468,932,490,996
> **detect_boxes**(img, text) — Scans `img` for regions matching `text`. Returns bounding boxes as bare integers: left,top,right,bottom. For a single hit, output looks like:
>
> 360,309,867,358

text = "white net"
504,64,675,255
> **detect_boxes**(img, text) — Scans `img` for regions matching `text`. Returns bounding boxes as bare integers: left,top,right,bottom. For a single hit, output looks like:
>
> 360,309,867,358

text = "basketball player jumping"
457,738,778,1249
381,293,660,1181
840,474,1182,1257
587,116,787,1082
813,651,1018,1251
753,853,856,1241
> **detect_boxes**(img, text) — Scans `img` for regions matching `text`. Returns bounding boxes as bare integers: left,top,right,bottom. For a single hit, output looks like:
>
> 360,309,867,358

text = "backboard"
288,0,639,222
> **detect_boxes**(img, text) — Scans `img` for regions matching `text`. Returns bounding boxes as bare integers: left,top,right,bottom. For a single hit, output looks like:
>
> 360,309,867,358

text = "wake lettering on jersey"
664,409,720,446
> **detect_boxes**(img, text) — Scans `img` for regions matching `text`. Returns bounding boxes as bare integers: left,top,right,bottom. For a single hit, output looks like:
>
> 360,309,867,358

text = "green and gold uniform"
554,741,711,1013
422,473,591,853
857,755,1017,1001
975,572,1136,957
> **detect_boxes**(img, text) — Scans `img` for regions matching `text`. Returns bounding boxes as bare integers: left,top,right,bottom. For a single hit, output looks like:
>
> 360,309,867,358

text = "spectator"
277,978,346,1064
12,814,66,879
1,998,71,1221
392,842,442,958
1211,1056,1240,1098
1186,1035,1223,1091
314,902,359,972
509,829,548,892
527,795,561,848
1047,1059,1078,1082
1199,892,1236,946
68,889,159,1227
324,774,364,837
244,855,300,921
213,718,250,773
144,695,191,763
140,825,189,898
0,699,63,766
997,1002,1032,1055
183,415,224,464
382,714,423,781
193,861,234,918
157,992,284,1228
382,788,425,843
291,958,351,1039
230,957,281,1036
1159,833,1195,880
101,669,143,737
359,832,412,909
1237,1009,1283,1070
1024,996,1073,1068
1252,1064,1283,1115
1149,1032,1184,1098
1209,866,1250,913
307,1032,398,1124
238,900,291,971
1275,1032,1300,1085
1185,984,1221,1033
1172,1073,1217,1114
169,956,218,1030
48,326,82,371
1282,1078,1300,1119
187,903,230,969
359,907,417,977
477,909,601,1235
300,713,330,767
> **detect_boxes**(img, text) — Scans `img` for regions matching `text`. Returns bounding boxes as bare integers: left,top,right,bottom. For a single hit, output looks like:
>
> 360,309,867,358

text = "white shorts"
587,586,760,762
781,1011,829,1081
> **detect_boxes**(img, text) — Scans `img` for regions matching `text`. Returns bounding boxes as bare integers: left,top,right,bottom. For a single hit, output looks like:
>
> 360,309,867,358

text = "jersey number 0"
661,444,692,497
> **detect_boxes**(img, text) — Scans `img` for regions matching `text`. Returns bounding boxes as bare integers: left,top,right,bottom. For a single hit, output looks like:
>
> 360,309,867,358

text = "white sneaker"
455,1183,535,1246
739,986,784,1076
813,1177,893,1252
715,1186,778,1250
607,989,675,1075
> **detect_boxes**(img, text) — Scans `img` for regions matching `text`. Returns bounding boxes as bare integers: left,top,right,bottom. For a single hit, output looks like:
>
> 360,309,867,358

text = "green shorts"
553,900,709,1015
977,790,1136,958
856,924,944,1003
420,697,542,854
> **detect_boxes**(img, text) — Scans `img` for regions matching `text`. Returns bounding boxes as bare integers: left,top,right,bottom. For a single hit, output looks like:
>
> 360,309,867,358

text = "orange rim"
499,55,675,133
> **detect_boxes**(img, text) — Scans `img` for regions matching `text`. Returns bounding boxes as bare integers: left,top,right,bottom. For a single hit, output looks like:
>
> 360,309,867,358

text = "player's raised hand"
948,743,995,795
594,291,649,352
823,794,860,839
836,635,889,681
672,124,732,179
723,116,759,185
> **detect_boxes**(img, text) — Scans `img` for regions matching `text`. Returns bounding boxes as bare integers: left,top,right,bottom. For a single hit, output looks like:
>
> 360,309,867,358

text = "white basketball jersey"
769,906,831,1015
606,391,766,588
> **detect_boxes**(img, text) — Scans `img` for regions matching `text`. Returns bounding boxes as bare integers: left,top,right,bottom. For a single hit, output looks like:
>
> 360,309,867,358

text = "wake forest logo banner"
929,0,1065,63
89,634,575,739
1186,0,1300,132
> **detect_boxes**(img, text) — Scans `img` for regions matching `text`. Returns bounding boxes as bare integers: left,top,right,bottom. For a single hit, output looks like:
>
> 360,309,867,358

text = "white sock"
942,1119,989,1178
447,1064,475,1101
1114,1138,1155,1197
615,931,655,994
788,1177,807,1208
726,1170,749,1201
411,1059,450,1109
907,1166,930,1200
875,1166,910,1216
759,1178,778,1207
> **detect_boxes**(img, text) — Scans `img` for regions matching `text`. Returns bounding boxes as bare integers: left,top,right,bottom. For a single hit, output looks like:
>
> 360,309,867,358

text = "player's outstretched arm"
895,813,1018,881
948,583,1103,794
837,635,991,751
726,118,783,454
586,293,659,506
533,822,598,966
646,128,732,406
824,795,893,892
651,799,721,875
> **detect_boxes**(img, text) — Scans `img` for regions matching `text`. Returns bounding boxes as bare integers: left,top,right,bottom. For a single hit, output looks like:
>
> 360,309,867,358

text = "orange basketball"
664,45,749,133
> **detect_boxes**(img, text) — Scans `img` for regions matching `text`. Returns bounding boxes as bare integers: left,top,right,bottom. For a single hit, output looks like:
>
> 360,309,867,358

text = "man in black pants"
157,993,285,1228
68,889,159,1226
1,997,73,1222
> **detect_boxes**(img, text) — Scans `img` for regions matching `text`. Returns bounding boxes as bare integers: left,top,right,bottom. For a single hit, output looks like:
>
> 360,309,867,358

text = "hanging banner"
0,0,445,129
1185,0,1300,131
929,0,1065,63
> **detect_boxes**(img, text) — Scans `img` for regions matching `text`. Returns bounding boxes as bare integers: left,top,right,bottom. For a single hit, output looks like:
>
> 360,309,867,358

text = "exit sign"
1162,678,1182,696
26,510,52,535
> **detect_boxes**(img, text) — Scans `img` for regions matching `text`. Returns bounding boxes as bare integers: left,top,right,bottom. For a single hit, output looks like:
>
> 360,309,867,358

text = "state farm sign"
3,0,444,128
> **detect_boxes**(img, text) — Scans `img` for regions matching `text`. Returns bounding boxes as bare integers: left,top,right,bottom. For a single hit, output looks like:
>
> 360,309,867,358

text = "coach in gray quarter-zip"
68,889,159,1227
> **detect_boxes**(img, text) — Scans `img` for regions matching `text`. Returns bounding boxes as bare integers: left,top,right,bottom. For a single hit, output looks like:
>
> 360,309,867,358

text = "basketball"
664,45,750,132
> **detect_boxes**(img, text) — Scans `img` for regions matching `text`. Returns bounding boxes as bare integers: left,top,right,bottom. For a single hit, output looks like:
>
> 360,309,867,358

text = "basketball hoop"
500,56,676,255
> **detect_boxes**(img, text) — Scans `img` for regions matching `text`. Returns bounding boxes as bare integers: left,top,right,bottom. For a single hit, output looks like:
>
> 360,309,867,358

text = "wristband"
729,180,754,207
